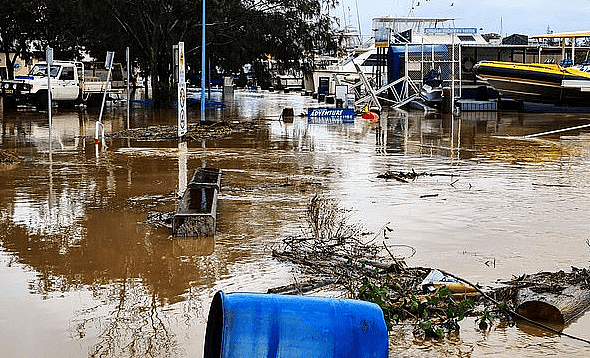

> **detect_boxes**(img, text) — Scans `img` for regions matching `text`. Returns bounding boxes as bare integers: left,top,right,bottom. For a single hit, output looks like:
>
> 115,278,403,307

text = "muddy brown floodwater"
2,90,590,357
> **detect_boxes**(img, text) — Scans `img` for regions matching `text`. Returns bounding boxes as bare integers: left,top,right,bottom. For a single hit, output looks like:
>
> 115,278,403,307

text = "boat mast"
408,0,418,16
355,0,362,43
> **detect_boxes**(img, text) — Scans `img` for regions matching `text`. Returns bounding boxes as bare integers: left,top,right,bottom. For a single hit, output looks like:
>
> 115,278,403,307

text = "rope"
523,123,590,138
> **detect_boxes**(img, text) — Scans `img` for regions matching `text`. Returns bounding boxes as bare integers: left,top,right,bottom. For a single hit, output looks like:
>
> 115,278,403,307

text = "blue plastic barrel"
204,291,388,358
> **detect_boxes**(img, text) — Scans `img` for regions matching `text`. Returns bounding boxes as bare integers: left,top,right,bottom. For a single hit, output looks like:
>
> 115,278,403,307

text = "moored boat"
419,69,444,109
473,60,590,106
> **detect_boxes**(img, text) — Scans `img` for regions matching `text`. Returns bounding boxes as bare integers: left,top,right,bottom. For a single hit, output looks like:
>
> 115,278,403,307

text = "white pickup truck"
1,60,125,108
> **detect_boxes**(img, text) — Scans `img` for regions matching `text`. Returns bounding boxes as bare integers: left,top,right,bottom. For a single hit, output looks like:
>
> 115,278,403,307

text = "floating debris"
128,194,175,208
0,150,20,164
377,169,457,183
271,194,590,343
145,211,174,230
104,121,265,141
420,193,439,199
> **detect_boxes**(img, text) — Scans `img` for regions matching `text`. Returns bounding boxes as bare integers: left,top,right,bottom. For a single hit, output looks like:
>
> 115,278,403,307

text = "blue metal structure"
387,44,450,85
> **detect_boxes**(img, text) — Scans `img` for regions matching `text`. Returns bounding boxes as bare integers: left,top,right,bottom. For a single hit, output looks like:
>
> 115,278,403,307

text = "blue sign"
307,108,355,123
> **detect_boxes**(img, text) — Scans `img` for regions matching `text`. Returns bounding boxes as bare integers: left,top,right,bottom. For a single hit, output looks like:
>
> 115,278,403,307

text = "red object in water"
362,112,379,123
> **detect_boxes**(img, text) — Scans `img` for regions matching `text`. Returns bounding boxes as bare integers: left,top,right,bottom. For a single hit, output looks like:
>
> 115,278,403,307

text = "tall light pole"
46,47,53,154
200,0,206,124
126,47,130,129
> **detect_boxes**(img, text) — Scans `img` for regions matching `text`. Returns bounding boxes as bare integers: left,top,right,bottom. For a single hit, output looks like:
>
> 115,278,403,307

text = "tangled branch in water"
272,194,478,337
377,169,457,183
272,195,590,343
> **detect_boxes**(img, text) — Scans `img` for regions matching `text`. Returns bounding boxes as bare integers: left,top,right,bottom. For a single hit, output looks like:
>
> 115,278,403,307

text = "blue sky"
337,0,590,40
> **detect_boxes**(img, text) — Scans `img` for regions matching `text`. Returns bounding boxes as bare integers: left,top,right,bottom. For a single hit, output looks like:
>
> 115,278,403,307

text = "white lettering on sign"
309,109,345,116
307,108,355,124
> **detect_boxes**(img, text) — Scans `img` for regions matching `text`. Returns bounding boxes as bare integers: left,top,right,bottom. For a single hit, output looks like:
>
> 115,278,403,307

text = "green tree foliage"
1,0,338,106
0,0,41,79
0,0,88,79
85,0,204,106
36,0,88,59
205,0,338,86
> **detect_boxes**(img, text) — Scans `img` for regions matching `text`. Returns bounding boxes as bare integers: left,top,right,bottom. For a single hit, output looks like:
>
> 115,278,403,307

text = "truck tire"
85,93,101,107
2,96,17,109
36,91,48,109
76,89,83,105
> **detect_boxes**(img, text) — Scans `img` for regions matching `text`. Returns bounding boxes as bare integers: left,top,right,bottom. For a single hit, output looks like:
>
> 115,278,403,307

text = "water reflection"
2,92,590,357
0,106,225,356
178,141,188,195
79,280,181,357
375,109,588,165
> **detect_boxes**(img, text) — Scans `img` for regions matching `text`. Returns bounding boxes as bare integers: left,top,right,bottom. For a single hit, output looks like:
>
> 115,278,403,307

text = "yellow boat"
473,60,590,105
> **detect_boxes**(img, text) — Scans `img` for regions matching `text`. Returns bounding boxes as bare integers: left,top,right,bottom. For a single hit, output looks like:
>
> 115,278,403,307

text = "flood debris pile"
377,169,431,182
271,194,484,338
0,150,20,164
272,195,590,341
500,267,590,298
145,211,174,230
106,121,265,141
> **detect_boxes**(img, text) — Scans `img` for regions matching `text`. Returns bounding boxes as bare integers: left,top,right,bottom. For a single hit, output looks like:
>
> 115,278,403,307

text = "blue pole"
200,0,205,124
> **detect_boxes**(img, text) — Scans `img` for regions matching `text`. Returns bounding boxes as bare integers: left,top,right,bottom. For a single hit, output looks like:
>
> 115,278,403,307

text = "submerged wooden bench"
173,168,222,237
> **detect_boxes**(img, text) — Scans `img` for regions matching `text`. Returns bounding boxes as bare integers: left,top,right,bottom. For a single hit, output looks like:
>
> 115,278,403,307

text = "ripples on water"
1,91,590,357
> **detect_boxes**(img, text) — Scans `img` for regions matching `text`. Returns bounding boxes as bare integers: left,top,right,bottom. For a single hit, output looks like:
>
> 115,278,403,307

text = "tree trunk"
515,286,590,329
148,55,172,108
150,69,160,107
4,52,15,80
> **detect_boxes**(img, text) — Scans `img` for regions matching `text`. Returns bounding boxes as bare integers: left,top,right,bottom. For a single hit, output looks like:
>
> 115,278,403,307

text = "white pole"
451,36,455,113
458,44,462,99
572,38,576,65
524,122,590,138
178,42,187,138
404,43,409,99
46,47,53,143
126,47,130,129
200,0,206,124
178,141,188,197
97,51,114,143
420,38,424,83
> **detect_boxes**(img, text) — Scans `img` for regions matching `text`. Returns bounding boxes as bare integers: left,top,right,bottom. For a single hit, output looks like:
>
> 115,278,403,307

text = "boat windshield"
28,64,61,77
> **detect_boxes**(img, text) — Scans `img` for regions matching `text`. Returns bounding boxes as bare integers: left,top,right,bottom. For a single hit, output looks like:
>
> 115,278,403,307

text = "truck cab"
1,61,83,108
